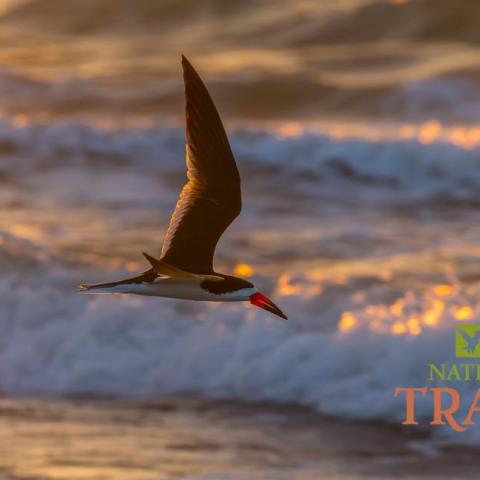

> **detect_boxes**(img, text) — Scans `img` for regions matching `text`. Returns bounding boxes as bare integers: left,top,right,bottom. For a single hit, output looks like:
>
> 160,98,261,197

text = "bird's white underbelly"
83,277,255,302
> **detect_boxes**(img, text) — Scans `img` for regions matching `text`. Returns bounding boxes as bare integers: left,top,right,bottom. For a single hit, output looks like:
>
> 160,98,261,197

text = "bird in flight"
78,55,287,320
457,327,480,354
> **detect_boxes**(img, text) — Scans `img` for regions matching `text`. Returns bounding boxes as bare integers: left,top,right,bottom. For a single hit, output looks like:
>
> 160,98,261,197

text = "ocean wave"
2,118,480,204
2,1,480,123
0,267,478,448
0,230,48,270
3,0,479,45
314,0,480,45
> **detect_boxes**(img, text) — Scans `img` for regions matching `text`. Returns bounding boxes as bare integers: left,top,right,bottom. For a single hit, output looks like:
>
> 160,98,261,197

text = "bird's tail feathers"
77,269,157,292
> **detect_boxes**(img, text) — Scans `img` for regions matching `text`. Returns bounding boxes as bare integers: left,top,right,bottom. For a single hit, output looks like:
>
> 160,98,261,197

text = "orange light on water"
419,120,442,145
125,261,141,272
276,273,323,298
422,299,444,326
390,298,405,316
277,274,301,296
454,306,474,321
407,317,422,336
234,263,253,277
392,322,407,335
398,124,415,139
365,304,389,320
313,120,480,151
338,311,357,333
335,277,478,337
434,284,454,297
335,288,453,337
9,224,44,243
12,114,28,127
276,122,303,139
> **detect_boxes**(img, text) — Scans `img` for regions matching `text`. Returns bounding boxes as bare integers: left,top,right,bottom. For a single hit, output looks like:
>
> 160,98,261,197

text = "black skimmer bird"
78,55,287,320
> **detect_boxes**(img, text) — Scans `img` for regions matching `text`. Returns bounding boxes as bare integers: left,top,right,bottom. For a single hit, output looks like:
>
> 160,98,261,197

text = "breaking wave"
2,117,480,203
0,257,478,448
0,117,480,448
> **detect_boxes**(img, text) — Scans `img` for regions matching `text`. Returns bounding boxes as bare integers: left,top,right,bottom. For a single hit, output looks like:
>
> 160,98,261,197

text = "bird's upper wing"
159,56,241,274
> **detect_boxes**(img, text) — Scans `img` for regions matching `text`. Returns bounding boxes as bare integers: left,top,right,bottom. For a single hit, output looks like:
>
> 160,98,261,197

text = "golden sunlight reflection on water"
274,119,480,150
336,282,478,337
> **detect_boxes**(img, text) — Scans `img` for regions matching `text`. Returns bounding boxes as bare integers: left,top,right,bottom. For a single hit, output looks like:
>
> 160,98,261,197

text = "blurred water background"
2,0,480,478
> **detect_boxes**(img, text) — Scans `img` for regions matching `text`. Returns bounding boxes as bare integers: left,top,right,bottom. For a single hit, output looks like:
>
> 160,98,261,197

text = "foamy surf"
0,233,478,448
1,118,480,443
2,117,480,204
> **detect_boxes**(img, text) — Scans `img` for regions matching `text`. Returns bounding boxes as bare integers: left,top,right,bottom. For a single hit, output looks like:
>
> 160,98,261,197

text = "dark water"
1,0,480,124
1,396,479,480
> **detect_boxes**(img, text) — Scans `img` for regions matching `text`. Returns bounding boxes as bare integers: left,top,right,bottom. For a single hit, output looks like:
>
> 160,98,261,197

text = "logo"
394,322,480,432
456,324,480,358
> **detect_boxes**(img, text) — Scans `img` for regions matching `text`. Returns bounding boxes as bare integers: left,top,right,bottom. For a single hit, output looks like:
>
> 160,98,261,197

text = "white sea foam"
0,242,477,447
2,118,480,204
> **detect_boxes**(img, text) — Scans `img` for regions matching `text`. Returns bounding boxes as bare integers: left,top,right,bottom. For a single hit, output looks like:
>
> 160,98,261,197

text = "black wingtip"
181,55,192,87
181,54,192,71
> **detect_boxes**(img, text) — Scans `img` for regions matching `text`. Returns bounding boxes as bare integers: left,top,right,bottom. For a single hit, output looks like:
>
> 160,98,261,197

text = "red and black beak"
250,292,288,320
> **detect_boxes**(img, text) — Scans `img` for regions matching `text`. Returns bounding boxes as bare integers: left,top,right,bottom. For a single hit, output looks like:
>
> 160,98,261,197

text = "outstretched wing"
159,55,241,274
